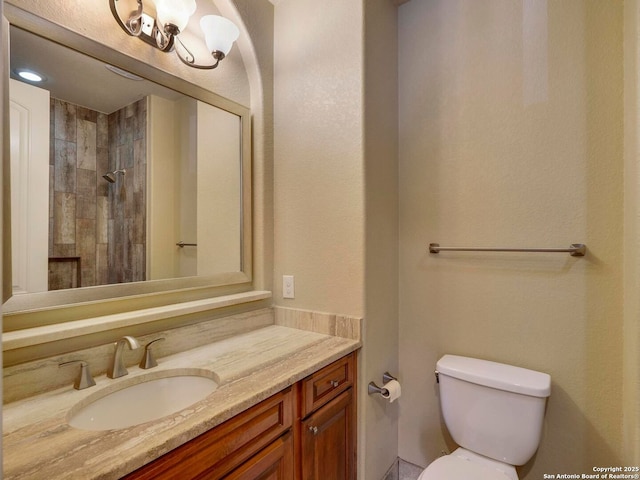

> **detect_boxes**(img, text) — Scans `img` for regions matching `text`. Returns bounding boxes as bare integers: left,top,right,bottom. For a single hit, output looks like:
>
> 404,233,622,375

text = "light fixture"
109,0,240,70
15,69,45,83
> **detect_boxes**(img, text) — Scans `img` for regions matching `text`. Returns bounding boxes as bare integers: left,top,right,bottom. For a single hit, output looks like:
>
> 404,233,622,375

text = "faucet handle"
59,360,96,390
139,338,165,369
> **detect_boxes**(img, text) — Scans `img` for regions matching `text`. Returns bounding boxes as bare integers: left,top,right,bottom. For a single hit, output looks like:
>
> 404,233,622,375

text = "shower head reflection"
102,169,126,183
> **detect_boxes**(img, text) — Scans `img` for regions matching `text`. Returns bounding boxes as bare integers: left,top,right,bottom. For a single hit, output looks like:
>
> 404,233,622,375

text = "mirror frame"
2,4,253,330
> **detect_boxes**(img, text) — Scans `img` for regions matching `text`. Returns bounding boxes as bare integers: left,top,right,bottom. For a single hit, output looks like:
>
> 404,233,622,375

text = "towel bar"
429,243,586,257
176,241,197,248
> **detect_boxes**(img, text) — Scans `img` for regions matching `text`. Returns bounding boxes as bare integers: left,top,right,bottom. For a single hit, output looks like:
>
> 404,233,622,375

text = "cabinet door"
301,389,355,480
223,432,293,480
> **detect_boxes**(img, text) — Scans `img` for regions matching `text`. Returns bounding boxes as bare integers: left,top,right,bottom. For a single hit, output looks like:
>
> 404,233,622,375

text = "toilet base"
417,448,518,480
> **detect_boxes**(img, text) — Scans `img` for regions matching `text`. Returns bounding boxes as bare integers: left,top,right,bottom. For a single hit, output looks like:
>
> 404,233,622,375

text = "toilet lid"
418,455,513,480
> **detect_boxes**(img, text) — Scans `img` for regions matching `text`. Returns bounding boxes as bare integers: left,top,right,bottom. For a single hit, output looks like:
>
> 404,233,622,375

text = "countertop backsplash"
4,306,362,404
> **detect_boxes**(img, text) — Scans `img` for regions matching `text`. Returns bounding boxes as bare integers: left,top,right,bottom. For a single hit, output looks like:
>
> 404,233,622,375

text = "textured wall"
362,0,400,478
227,0,274,293
398,0,624,476
273,0,364,317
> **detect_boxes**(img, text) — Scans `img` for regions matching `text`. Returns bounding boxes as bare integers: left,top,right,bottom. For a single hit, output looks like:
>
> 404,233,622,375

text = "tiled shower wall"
49,98,146,290
107,99,147,285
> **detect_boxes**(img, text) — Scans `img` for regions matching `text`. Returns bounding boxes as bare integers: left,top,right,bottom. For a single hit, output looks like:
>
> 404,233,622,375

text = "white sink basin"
68,370,218,431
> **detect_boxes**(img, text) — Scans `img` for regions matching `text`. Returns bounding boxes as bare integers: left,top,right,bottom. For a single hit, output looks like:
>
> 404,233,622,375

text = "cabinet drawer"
301,353,355,417
124,388,293,480
223,431,293,480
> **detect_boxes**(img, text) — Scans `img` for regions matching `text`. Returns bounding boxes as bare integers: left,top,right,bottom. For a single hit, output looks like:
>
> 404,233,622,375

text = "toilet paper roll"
380,379,401,403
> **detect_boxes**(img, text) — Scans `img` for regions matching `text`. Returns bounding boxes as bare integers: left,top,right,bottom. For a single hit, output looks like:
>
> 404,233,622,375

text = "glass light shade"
155,0,197,33
200,15,240,56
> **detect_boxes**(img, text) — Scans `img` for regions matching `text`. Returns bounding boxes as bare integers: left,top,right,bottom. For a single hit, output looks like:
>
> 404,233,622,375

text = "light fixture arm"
153,23,176,52
110,0,144,37
175,36,224,70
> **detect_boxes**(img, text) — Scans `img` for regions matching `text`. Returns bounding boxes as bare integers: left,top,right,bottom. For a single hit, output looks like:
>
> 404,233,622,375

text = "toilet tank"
436,355,551,466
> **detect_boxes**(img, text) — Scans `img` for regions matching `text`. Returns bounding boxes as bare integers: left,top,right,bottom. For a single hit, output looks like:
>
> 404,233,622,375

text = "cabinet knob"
330,380,339,388
308,425,319,435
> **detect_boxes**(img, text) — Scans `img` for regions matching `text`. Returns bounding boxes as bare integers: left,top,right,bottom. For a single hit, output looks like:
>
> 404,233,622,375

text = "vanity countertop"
2,325,361,479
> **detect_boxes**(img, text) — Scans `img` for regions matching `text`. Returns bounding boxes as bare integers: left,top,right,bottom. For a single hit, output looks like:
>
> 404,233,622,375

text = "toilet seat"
417,449,516,480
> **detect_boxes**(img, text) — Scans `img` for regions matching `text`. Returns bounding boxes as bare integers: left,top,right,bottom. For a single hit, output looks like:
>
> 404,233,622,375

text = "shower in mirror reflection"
102,169,126,183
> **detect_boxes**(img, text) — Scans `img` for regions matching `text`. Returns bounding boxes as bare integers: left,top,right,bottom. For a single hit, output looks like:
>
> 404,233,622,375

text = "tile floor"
384,458,425,480
399,459,424,480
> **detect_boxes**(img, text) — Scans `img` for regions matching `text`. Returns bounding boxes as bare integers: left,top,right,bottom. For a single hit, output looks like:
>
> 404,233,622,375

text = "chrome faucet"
107,335,141,379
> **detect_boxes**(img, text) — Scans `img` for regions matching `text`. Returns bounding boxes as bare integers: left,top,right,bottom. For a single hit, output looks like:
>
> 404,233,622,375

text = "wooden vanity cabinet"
297,353,356,480
224,431,294,480
123,352,356,480
123,389,293,480
300,389,354,479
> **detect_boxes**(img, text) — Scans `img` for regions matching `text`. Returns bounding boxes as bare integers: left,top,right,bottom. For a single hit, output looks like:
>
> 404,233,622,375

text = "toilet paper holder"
368,372,397,396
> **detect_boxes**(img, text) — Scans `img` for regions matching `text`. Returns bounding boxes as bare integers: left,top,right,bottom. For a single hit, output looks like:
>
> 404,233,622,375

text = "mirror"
3,7,252,318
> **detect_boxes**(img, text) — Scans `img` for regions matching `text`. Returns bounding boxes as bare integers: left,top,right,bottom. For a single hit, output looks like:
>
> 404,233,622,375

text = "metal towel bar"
429,243,586,257
176,241,197,248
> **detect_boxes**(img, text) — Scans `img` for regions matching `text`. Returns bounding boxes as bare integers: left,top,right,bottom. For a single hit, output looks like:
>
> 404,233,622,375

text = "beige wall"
196,101,242,274
362,0,400,478
148,95,182,280
624,0,640,465
227,0,274,293
273,0,365,317
398,0,625,476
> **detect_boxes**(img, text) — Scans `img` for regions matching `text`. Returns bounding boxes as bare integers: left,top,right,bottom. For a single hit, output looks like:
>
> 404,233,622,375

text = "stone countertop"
3,325,361,480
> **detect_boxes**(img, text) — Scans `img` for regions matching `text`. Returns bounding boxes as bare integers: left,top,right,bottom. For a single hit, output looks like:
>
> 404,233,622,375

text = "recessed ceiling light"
16,69,44,82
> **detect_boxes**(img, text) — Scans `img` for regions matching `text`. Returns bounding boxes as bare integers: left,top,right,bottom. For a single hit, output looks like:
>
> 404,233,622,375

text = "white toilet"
418,355,551,480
